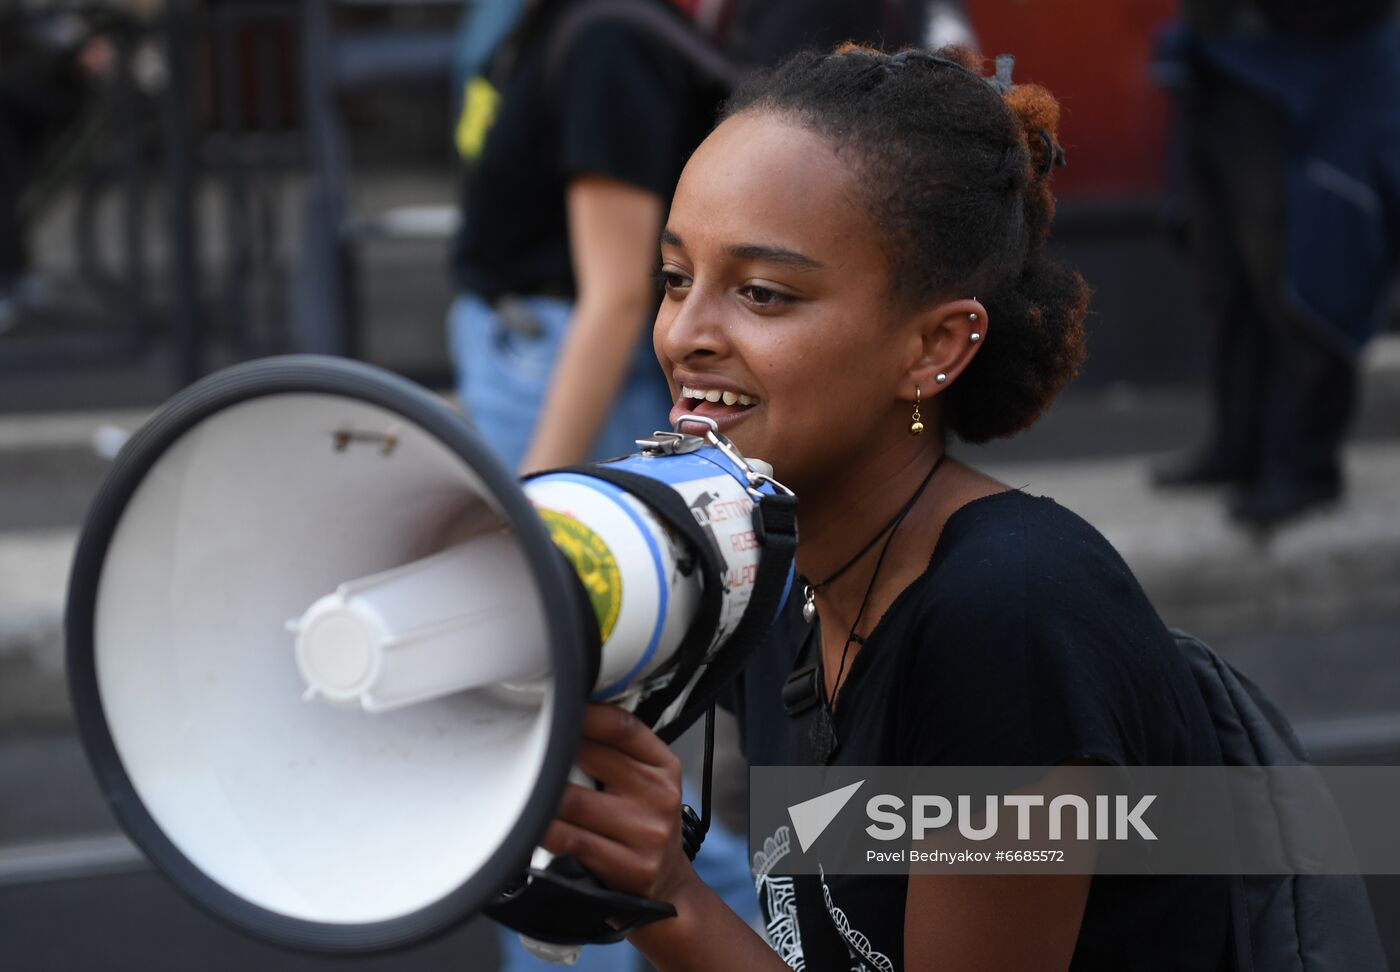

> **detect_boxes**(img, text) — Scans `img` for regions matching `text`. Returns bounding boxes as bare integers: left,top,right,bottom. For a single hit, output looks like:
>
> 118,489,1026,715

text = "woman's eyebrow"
660,230,825,272
725,243,825,272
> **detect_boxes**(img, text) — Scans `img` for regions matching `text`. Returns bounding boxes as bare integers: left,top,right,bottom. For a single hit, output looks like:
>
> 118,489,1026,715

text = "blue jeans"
447,293,673,471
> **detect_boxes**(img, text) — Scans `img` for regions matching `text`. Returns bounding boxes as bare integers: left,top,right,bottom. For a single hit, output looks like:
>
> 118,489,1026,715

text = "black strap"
487,853,676,944
538,462,797,743
541,0,749,94
664,492,798,742
782,621,830,766
536,463,725,737
781,663,821,717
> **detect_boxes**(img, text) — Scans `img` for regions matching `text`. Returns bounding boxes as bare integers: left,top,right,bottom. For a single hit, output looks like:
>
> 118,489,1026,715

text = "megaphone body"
66,357,796,953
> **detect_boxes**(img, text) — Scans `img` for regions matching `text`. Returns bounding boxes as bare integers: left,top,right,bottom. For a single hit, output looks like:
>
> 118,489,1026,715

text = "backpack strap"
542,0,749,92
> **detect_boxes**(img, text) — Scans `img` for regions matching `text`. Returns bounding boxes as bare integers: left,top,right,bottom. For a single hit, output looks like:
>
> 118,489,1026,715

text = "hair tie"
1035,128,1067,177
989,54,1016,93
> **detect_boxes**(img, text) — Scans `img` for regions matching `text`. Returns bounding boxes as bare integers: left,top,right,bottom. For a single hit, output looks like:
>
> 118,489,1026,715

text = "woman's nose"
655,287,728,365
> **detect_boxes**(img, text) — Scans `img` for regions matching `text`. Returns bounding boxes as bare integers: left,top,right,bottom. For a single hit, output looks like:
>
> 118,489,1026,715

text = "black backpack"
1172,629,1388,972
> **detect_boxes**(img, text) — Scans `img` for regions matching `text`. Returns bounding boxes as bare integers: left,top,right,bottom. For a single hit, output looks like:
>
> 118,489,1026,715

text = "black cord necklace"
803,452,947,762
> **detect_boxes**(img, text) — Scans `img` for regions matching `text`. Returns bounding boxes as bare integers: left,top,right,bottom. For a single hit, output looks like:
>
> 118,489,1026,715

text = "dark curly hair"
722,45,1091,443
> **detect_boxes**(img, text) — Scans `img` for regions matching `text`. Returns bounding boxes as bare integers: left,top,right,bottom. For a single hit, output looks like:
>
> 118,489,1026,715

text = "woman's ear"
903,297,988,399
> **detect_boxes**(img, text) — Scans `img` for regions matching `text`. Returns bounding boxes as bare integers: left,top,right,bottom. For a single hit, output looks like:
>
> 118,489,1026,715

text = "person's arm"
903,761,1100,969
517,175,664,474
541,706,790,971
904,872,1092,970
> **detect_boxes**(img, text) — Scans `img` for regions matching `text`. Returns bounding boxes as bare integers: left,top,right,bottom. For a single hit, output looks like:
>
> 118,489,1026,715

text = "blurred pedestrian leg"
1153,3,1400,526
1168,75,1355,508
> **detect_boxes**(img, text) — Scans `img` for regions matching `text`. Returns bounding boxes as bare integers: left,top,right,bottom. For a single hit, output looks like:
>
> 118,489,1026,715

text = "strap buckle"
782,663,821,717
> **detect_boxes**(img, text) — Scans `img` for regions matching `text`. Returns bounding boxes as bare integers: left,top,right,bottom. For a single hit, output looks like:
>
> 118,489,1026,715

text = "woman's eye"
739,285,794,308
654,270,692,294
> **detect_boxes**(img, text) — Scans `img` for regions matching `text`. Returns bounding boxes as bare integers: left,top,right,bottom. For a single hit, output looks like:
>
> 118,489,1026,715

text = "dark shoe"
1151,451,1253,489
1227,478,1341,528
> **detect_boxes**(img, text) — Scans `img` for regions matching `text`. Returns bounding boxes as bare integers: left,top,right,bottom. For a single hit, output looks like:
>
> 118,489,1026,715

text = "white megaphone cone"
65,356,796,955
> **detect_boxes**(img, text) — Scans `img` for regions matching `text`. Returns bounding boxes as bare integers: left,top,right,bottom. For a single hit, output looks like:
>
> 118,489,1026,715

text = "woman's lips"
667,396,759,433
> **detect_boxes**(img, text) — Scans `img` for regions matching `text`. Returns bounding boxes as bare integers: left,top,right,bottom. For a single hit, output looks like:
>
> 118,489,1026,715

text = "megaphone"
65,356,796,954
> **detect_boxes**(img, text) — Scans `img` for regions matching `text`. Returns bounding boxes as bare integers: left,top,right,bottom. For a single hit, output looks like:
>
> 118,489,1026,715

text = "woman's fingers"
574,738,684,804
541,817,657,897
579,704,678,770
556,781,679,851
538,705,693,901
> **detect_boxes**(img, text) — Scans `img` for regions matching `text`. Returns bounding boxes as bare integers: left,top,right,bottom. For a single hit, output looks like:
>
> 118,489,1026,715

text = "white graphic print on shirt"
753,826,805,970
818,865,895,972
752,827,894,972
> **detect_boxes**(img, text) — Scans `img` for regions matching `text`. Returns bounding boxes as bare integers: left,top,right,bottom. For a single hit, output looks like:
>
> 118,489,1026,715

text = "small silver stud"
935,372,947,384
970,332,981,342
969,312,979,322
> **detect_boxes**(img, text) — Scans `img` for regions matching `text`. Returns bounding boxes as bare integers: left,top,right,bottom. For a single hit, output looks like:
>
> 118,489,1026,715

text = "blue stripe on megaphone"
545,472,669,700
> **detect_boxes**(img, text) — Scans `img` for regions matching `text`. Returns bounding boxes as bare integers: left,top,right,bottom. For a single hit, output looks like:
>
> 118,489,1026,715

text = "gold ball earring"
910,387,924,436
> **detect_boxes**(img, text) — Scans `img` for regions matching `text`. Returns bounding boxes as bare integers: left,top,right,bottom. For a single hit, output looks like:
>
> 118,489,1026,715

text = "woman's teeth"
681,386,758,406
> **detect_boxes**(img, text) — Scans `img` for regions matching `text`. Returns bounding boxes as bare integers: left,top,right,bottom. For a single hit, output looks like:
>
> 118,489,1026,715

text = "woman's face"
654,111,922,487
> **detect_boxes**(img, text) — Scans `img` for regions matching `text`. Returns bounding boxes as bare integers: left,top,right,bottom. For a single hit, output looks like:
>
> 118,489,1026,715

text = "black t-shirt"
452,1,718,301
726,490,1232,971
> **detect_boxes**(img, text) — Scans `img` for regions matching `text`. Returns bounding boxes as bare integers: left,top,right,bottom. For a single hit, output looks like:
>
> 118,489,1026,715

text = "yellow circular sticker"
537,509,623,643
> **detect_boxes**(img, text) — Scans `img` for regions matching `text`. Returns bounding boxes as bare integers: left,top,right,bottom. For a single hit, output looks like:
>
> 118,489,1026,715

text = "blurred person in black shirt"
446,0,924,475
448,0,722,475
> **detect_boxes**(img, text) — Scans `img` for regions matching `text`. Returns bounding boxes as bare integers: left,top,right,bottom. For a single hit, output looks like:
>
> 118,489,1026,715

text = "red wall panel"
964,0,1178,198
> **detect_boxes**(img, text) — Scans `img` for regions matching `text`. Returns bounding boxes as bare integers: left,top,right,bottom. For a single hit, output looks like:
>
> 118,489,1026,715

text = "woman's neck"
793,446,1007,634
794,444,946,581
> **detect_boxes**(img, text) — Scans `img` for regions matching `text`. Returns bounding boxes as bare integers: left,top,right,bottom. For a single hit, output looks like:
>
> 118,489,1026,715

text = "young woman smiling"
540,46,1231,971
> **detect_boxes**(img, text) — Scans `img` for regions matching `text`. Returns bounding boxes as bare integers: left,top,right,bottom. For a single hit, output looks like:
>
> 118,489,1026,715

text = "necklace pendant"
809,707,838,763
802,584,817,624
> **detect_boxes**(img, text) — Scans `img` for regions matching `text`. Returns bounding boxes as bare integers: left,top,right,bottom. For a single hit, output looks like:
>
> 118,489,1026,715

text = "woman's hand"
541,705,792,971
541,704,698,905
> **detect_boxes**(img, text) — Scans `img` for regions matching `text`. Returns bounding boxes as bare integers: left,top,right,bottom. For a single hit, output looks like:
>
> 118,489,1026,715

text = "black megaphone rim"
64,354,588,953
